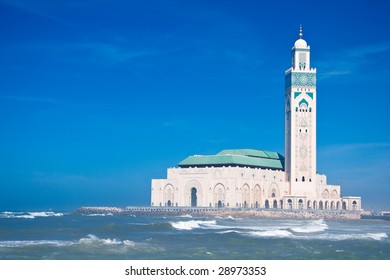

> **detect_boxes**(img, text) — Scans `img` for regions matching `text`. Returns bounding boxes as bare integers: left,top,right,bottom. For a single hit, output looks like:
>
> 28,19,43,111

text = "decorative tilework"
291,72,316,87
294,92,302,99
299,99,309,107
306,92,313,99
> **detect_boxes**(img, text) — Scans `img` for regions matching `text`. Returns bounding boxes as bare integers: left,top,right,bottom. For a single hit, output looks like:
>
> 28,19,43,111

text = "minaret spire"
299,24,303,39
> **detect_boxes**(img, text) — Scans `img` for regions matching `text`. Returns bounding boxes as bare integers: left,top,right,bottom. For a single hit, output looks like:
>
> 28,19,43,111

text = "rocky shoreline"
74,206,362,220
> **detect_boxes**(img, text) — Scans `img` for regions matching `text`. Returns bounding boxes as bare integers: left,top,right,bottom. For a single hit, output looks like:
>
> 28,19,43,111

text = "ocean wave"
82,213,114,217
170,220,217,230
178,214,193,218
79,234,123,245
242,230,388,241
0,211,64,219
307,232,389,241
216,215,241,220
0,240,75,248
217,230,242,234
245,229,294,238
0,234,141,249
290,219,328,233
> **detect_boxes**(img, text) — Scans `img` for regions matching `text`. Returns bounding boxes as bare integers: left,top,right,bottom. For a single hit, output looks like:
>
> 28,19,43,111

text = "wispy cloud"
318,142,390,156
317,42,390,79
16,41,177,68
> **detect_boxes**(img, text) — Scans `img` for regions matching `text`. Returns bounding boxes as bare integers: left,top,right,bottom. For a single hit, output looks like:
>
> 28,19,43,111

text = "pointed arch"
213,183,226,208
163,184,175,207
253,184,262,208
268,183,280,198
185,180,203,207
242,184,250,208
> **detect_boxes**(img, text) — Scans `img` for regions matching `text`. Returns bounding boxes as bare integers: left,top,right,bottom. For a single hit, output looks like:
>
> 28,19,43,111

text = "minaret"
285,26,317,197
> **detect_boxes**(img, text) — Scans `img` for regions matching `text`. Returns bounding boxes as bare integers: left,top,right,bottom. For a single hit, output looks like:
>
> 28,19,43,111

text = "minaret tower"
285,26,317,197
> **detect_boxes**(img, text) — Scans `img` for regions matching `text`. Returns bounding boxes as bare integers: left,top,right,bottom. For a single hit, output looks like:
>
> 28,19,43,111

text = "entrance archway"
218,200,222,208
191,187,197,207
167,200,172,207
265,200,270,209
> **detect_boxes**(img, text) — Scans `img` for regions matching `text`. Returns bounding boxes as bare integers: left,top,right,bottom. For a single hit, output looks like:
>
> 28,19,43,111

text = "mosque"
151,27,362,211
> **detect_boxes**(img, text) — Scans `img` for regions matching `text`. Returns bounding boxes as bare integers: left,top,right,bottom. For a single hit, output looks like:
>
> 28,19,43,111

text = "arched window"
287,199,293,209
298,199,303,209
302,176,305,182
273,200,278,208
352,201,357,211
265,200,270,209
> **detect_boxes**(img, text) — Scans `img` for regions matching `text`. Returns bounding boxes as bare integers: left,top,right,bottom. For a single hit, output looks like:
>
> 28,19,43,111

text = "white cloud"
317,42,390,79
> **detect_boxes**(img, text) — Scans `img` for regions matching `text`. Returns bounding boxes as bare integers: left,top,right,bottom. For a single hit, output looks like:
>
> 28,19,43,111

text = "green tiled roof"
178,149,284,170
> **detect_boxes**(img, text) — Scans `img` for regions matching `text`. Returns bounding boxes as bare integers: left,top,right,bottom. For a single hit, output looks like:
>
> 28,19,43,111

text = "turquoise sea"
0,211,389,260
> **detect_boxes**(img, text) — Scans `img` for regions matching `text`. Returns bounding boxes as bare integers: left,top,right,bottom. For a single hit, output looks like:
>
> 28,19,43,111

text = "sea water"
0,211,389,259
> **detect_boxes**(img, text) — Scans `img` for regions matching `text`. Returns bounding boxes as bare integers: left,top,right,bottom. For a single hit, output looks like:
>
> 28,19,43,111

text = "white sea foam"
216,215,240,220
79,234,122,245
0,240,75,248
170,220,217,230
311,232,389,241
179,214,193,218
29,212,64,217
0,235,141,248
0,211,64,219
290,219,328,233
83,213,113,217
246,229,294,238
123,240,136,247
217,230,242,234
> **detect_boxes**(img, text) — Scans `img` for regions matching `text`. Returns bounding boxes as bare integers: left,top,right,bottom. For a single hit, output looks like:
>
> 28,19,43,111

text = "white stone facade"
151,166,360,211
151,28,362,211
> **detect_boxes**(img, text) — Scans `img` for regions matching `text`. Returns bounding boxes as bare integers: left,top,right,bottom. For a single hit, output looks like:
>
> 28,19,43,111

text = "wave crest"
170,220,217,230
0,211,64,219
290,219,328,233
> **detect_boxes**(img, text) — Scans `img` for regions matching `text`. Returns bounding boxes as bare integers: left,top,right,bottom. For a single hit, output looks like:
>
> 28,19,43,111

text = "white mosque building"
151,28,362,211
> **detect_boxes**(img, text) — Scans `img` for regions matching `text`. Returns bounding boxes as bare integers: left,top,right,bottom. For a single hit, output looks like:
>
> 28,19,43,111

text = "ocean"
0,211,389,260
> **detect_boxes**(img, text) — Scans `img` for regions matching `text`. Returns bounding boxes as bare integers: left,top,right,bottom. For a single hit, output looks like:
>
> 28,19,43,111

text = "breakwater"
74,206,361,219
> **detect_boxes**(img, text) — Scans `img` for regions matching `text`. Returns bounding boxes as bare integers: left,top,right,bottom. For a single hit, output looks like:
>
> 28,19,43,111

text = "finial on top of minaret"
299,24,303,39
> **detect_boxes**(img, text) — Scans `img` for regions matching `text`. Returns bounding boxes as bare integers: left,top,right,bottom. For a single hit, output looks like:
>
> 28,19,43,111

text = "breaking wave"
170,220,217,230
0,234,140,248
290,219,328,233
178,214,193,218
245,229,294,238
82,213,114,217
0,240,75,248
0,211,64,219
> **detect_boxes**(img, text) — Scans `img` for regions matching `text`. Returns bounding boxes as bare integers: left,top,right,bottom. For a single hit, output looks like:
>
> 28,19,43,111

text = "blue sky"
0,0,389,211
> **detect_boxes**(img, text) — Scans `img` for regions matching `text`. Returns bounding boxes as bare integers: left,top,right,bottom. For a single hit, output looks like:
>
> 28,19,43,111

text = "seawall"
74,206,361,220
